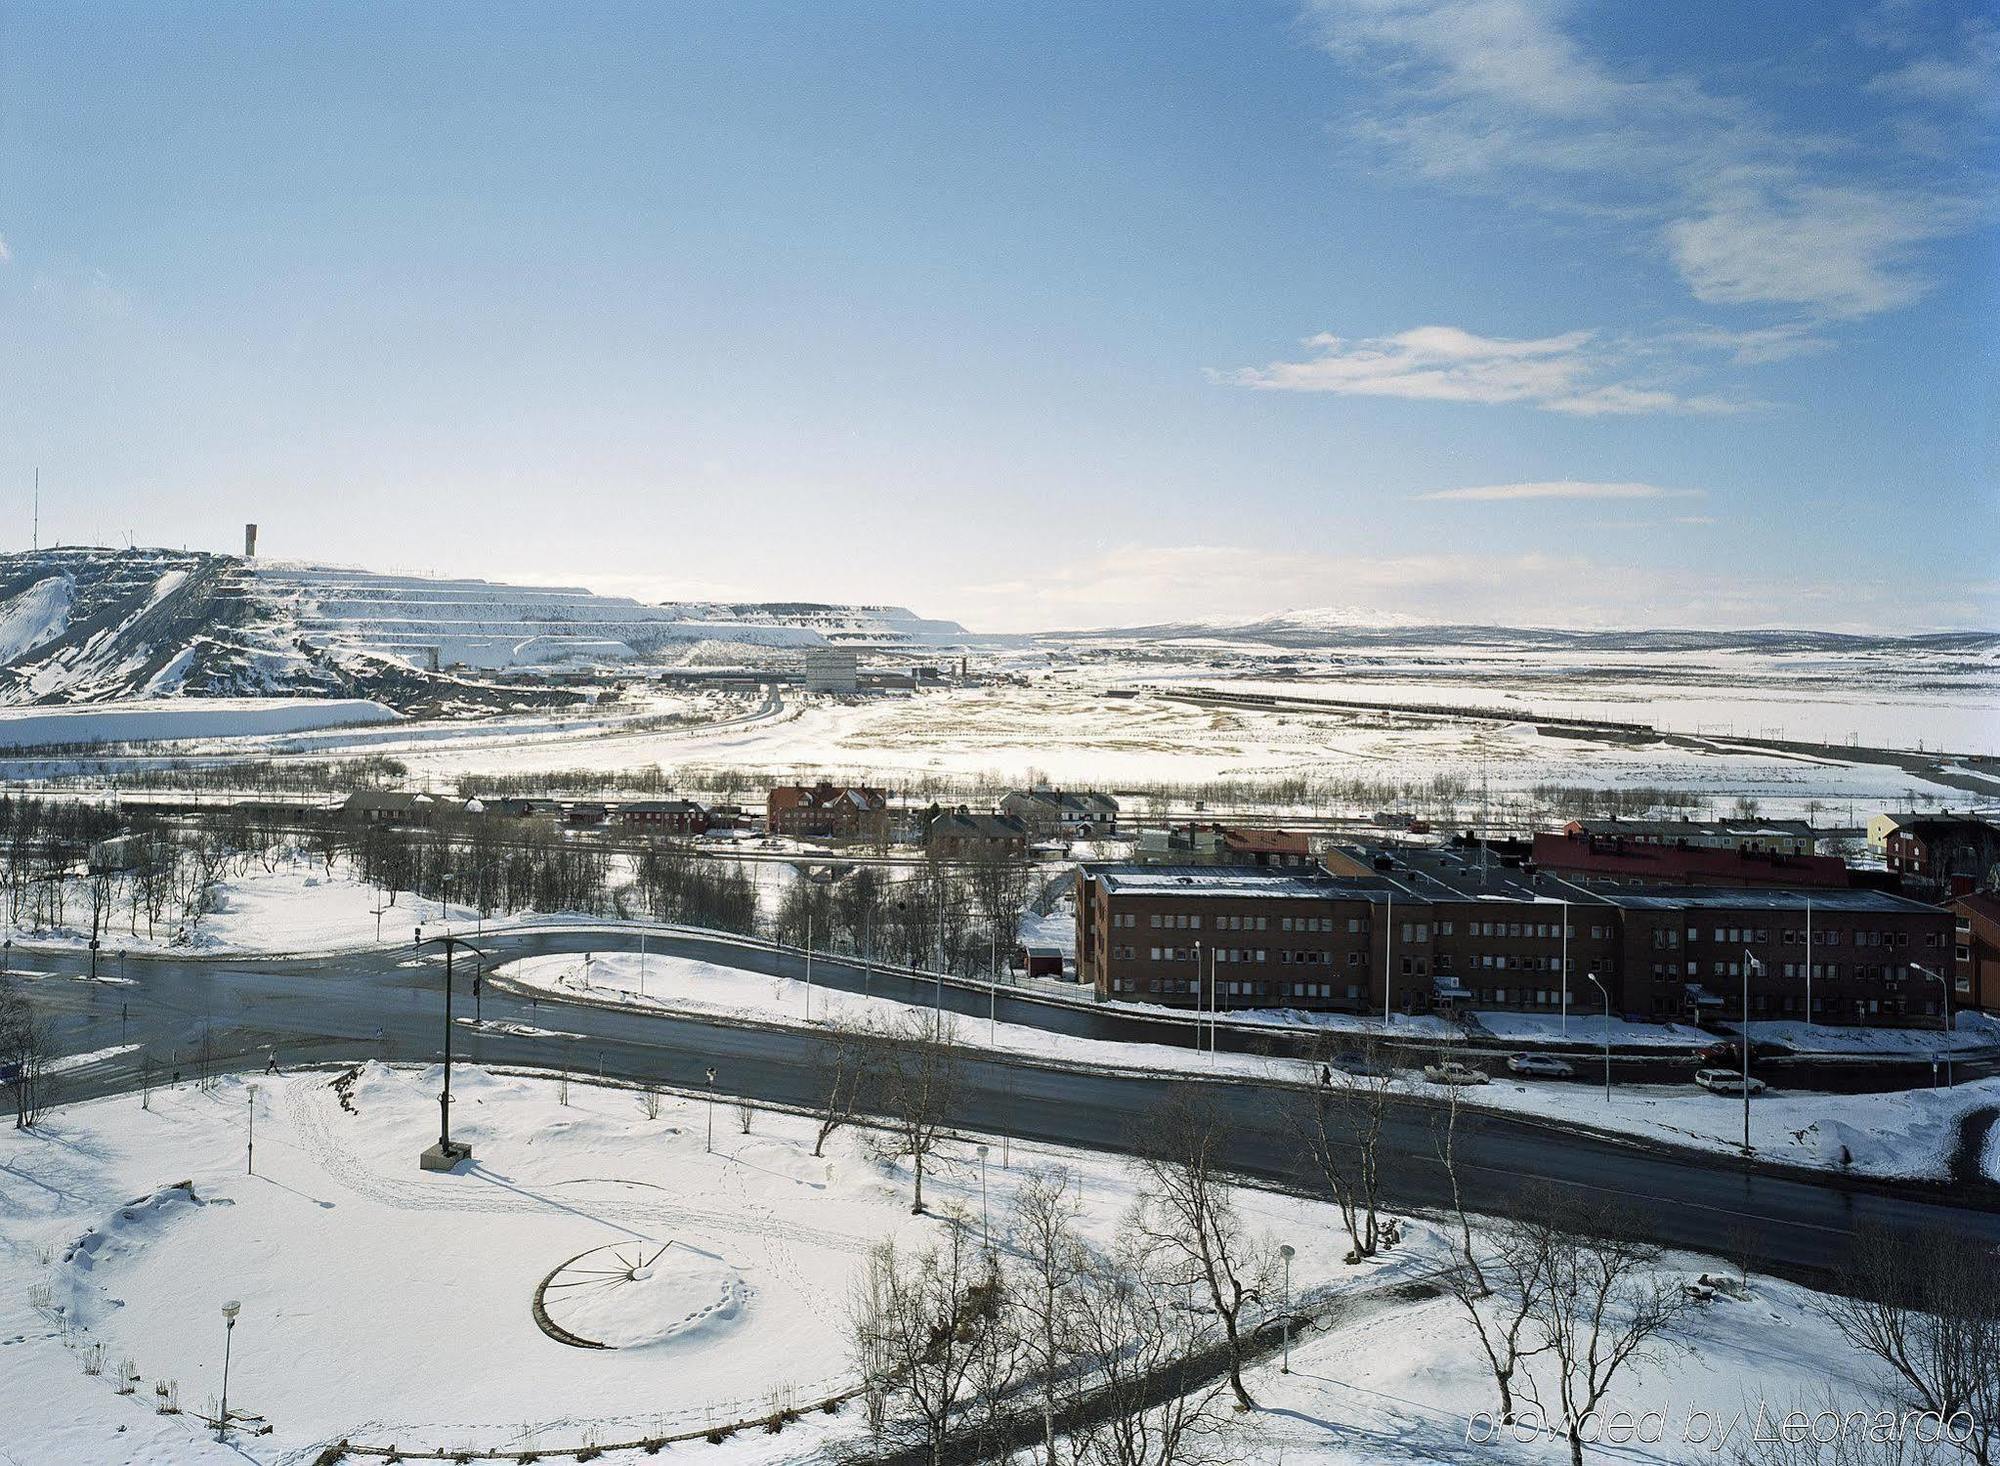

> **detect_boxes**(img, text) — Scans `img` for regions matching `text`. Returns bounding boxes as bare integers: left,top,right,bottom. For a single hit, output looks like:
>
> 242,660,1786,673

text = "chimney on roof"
244,523,258,557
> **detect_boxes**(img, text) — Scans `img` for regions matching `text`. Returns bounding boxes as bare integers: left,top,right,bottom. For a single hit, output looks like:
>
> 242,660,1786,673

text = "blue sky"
1,1,1994,630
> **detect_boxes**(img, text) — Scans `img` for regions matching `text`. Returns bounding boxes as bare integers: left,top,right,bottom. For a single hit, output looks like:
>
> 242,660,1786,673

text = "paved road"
13,928,1998,1288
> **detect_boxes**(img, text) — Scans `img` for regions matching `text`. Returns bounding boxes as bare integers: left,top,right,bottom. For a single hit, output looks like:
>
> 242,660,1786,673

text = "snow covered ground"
16,854,482,957
1,1062,1968,1466
1468,1009,1714,1050
0,698,399,748
0,1063,1383,1463
1244,1254,1926,1466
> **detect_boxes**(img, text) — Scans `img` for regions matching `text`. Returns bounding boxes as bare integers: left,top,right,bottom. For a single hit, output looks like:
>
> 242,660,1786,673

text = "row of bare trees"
844,1094,1279,1466
772,851,1036,980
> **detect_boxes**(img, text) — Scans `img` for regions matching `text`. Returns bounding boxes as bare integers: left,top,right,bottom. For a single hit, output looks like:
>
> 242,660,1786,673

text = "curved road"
14,926,1998,1288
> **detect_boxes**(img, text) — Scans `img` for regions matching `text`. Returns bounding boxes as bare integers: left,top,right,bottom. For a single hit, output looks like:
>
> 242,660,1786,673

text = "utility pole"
1585,972,1610,1103
1910,963,1954,1086
1741,952,1761,1155
415,929,486,1171
1560,901,1569,1036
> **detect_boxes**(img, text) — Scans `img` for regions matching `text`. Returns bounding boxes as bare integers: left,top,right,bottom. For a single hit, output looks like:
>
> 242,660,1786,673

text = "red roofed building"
766,782,889,843
1531,829,1852,890
1221,827,1314,868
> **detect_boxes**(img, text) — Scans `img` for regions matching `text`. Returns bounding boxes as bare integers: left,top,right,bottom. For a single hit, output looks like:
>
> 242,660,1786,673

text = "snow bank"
0,697,399,747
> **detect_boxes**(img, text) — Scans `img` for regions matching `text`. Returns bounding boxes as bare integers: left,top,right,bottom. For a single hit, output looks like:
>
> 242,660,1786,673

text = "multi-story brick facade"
766,782,889,842
1077,845,1954,1027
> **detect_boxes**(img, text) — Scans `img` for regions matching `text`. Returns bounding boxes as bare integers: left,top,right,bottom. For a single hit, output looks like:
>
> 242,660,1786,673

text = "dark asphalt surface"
13,925,1998,1287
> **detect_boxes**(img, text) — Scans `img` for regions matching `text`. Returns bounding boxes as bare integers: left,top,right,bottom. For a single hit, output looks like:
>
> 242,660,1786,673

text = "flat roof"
1604,886,1942,914
1086,864,1342,900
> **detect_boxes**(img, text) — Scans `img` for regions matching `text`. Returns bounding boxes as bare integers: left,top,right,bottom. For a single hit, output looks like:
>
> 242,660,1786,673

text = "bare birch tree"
0,982,51,1128
847,1221,1004,1466
809,1017,874,1159
1509,1188,1689,1466
879,1008,963,1215
1006,1165,1092,1466
1821,1223,2000,1466
1067,1232,1244,1466
1287,1038,1395,1261
1132,1094,1273,1411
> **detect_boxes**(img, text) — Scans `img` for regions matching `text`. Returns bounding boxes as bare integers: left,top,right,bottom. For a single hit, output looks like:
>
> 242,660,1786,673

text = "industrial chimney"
244,523,258,557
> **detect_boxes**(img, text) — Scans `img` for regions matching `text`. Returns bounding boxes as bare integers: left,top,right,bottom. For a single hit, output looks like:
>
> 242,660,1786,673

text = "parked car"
1694,1040,1786,1065
1506,1053,1574,1078
1695,1068,1767,1096
1331,1051,1395,1079
1423,1061,1489,1086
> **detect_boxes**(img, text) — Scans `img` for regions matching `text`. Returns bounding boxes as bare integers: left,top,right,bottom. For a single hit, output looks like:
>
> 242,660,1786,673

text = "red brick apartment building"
1532,829,1852,889
1076,845,1953,1025
612,799,709,835
766,782,890,842
1951,892,2000,1014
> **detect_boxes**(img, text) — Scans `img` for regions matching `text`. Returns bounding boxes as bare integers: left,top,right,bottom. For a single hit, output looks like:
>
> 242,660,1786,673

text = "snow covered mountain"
0,548,970,711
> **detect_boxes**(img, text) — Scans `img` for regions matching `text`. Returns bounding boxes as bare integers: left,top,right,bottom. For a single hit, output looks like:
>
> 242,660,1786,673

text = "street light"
1583,972,1610,1103
1278,1244,1296,1373
977,1143,991,1253
1194,940,1204,1057
805,910,814,1022
1741,952,1763,1156
215,1300,241,1441
1910,963,1954,1087
705,1065,717,1153
246,1085,257,1175
414,931,487,1172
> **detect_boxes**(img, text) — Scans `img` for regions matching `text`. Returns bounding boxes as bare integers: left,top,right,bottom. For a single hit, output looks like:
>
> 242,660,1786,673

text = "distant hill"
1045,605,2000,656
0,548,970,712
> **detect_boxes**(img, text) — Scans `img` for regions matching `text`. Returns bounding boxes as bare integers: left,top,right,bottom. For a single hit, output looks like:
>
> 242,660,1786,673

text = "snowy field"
0,1064,1388,1463
0,698,399,748
12,644,1993,821
0,1064,1974,1466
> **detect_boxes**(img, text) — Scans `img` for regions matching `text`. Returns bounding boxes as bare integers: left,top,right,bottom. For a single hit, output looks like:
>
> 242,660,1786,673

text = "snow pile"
0,572,75,663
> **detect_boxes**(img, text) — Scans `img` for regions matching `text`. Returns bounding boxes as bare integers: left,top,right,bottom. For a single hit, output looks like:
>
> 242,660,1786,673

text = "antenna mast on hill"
32,467,39,551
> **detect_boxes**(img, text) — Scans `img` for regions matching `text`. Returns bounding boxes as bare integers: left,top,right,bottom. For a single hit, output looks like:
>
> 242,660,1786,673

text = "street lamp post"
1279,1243,1296,1373
705,1065,717,1153
977,1142,991,1253
215,1300,240,1441
1584,972,1610,1103
805,910,814,1023
246,1085,256,1175
1910,963,1954,1087
989,928,998,1046
1741,952,1763,1155
1194,940,1203,1056
415,930,487,1172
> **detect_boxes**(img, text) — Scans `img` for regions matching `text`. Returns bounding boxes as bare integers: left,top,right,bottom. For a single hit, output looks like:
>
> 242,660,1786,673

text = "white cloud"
1220,323,1756,415
1662,322,1834,366
1302,0,1991,320
1416,480,1701,502
0,235,11,265
1666,179,1969,319
1865,15,2000,112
